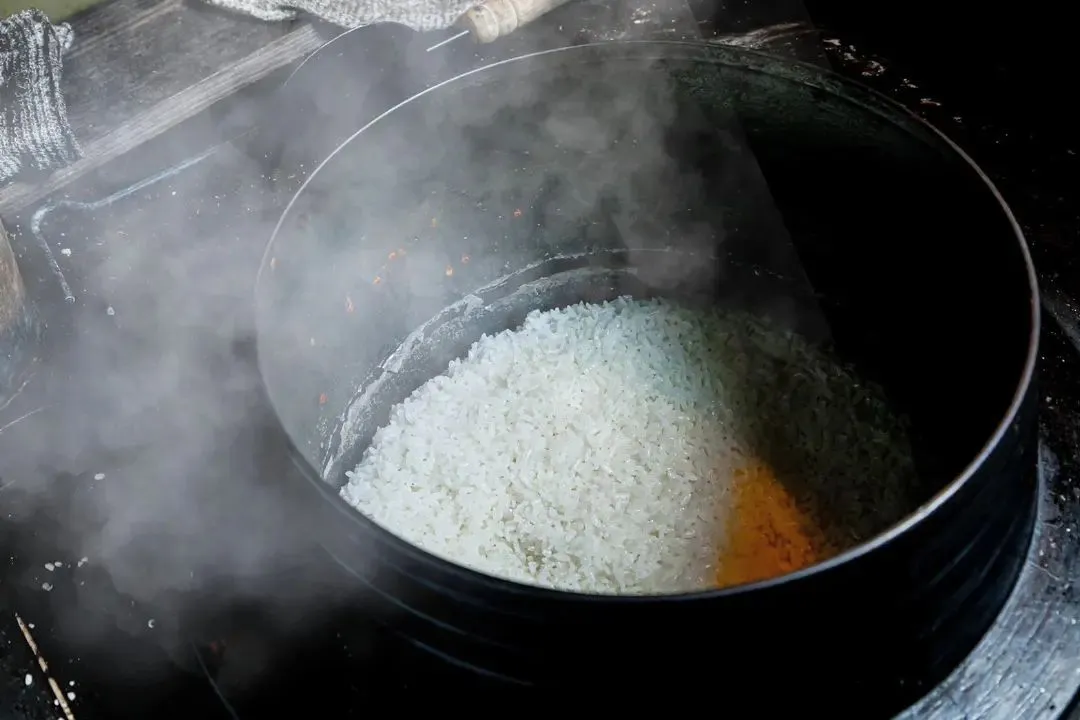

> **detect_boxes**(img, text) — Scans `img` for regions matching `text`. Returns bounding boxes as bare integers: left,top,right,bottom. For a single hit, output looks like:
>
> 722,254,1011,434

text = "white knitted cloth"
205,0,475,31
0,9,80,185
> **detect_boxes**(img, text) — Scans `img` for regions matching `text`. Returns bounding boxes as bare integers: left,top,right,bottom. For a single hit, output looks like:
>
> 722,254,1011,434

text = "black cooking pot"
255,42,1039,714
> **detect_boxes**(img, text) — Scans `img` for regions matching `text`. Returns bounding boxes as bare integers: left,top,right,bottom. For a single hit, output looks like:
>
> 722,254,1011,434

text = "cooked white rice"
340,296,914,594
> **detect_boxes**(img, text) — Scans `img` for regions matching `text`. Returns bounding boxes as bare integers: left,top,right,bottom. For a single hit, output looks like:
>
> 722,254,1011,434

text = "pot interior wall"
257,44,1034,527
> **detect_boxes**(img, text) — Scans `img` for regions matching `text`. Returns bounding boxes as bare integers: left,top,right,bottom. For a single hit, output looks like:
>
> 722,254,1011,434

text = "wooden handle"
459,0,573,43
0,220,26,332
0,217,38,408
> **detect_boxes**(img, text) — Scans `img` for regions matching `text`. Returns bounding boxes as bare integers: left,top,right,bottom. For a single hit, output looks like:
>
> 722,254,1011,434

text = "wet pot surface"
255,42,1039,713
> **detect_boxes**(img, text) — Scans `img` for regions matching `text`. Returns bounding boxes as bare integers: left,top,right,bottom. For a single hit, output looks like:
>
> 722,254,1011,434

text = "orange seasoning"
715,463,835,589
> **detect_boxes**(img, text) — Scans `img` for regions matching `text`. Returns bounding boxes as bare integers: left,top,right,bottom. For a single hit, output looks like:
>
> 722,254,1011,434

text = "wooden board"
0,0,326,214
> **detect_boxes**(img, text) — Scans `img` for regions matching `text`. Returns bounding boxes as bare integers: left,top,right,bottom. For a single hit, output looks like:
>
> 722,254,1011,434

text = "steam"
24,165,278,556
0,139,342,680
301,34,832,490
0,10,827,693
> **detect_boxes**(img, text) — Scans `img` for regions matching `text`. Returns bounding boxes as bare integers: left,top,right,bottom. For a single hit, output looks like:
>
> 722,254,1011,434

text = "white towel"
0,9,80,185
204,0,476,31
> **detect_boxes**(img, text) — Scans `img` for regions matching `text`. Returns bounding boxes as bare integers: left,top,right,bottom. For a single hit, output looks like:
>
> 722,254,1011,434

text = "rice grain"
340,296,915,594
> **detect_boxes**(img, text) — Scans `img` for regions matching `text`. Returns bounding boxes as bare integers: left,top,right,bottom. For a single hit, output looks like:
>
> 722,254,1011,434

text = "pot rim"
255,40,1041,602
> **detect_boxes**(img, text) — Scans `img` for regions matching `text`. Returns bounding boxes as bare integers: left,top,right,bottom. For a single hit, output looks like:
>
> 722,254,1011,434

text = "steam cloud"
0,9,823,691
